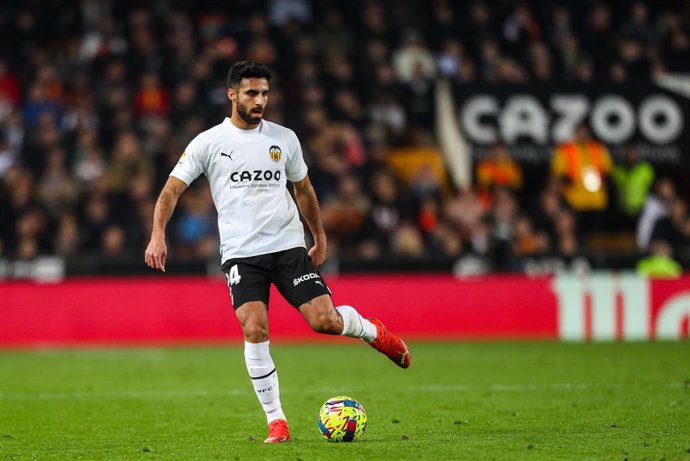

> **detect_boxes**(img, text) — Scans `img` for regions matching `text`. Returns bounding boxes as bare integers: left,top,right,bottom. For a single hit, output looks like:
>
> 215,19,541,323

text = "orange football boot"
264,419,290,443
368,318,411,368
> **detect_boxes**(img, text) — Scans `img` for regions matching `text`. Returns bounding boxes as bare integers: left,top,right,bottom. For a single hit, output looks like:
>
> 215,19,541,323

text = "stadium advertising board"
453,83,690,163
0,274,688,345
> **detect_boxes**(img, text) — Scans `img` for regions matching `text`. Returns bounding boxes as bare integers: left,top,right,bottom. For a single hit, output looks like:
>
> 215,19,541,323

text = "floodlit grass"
1,342,689,460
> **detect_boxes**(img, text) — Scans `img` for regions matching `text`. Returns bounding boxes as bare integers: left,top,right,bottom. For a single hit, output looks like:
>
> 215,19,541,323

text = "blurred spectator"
173,188,216,259
612,145,654,229
416,195,441,240
106,131,154,194
559,34,583,81
429,220,463,258
512,214,549,262
392,29,436,83
531,182,566,249
401,62,435,130
661,28,690,73
621,1,655,45
479,39,502,81
550,124,613,232
618,38,653,79
486,188,518,271
55,213,80,256
409,163,442,203
369,94,406,140
652,198,690,249
502,3,541,51
15,206,51,259
316,7,354,57
5,111,24,156
74,145,107,185
358,170,404,258
79,195,111,252
637,240,682,278
169,80,203,127
22,83,62,130
268,0,311,27
321,175,369,255
554,210,581,261
475,143,523,208
391,221,425,257
0,132,16,177
37,147,78,219
444,188,485,244
135,72,170,117
101,224,127,257
549,5,573,49
0,60,20,108
584,4,614,76
637,178,676,250
528,41,554,82
428,0,458,49
436,39,465,78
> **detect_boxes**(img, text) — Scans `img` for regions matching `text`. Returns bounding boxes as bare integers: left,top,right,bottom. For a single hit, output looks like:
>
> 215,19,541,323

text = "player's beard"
235,101,264,126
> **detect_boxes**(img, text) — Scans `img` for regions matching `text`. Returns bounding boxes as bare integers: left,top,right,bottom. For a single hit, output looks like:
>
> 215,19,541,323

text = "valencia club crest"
269,145,282,162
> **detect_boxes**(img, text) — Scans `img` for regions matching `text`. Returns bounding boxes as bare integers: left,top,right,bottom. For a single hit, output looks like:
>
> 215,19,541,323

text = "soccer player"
144,61,411,443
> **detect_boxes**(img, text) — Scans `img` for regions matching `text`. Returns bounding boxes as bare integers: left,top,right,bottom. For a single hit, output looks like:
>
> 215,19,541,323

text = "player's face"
229,78,269,126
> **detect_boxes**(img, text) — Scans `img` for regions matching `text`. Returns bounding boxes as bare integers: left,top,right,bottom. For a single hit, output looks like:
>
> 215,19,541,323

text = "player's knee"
242,321,268,342
308,311,341,335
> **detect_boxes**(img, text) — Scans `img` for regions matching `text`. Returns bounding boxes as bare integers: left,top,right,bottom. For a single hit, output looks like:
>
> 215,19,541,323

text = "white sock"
335,305,378,343
244,340,286,423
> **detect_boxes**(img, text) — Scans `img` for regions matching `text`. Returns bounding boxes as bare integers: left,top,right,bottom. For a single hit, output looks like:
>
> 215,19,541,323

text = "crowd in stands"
0,0,689,272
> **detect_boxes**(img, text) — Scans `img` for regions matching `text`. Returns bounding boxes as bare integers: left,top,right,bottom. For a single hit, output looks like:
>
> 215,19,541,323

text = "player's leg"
272,248,411,368
297,294,374,340
225,259,289,443
298,295,411,368
234,301,288,442
235,301,270,342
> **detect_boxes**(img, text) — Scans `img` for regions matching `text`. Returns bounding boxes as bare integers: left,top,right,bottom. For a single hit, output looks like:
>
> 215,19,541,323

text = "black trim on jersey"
250,368,276,380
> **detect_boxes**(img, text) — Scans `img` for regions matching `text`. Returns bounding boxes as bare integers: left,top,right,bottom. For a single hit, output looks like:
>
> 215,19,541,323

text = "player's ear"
227,87,236,103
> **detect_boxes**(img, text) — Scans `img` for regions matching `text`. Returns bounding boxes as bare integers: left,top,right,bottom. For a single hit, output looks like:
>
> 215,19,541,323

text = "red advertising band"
1,274,688,346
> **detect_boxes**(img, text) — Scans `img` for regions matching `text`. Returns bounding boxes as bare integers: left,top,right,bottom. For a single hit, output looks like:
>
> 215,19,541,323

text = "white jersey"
170,118,309,264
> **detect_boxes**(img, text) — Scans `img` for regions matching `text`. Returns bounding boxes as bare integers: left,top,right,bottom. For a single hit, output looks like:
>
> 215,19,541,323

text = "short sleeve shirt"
170,118,309,264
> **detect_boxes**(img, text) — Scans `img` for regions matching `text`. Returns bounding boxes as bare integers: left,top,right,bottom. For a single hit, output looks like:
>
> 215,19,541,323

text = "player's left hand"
308,240,327,267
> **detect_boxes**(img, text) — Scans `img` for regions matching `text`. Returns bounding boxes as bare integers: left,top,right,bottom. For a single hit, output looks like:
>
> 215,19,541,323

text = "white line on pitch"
0,382,684,401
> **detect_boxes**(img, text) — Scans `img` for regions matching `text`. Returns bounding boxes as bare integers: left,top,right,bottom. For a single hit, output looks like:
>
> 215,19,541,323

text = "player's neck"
229,115,261,131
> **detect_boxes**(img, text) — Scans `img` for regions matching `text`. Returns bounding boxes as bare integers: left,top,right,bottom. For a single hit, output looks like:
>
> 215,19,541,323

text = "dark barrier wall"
1,274,689,346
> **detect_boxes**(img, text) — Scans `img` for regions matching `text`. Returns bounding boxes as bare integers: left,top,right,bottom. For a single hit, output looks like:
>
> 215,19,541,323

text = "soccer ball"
317,396,367,442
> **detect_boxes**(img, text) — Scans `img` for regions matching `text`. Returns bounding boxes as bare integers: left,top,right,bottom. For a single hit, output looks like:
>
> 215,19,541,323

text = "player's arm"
144,176,188,272
292,174,327,266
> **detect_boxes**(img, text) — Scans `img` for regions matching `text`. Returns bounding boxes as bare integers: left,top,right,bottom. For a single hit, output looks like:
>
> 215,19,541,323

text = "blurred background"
0,0,688,281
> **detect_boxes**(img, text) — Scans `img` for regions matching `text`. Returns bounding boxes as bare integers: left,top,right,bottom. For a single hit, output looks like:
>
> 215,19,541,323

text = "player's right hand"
145,237,167,272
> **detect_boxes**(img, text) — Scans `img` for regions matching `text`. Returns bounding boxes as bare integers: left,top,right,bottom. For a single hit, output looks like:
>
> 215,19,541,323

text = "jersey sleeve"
170,135,206,185
285,130,308,182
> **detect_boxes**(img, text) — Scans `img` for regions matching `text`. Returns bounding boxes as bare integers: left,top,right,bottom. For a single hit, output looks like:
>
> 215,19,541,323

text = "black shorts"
221,247,332,310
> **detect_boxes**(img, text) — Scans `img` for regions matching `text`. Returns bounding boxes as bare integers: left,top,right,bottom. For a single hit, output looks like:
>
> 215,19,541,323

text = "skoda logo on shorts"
269,145,282,162
293,272,319,286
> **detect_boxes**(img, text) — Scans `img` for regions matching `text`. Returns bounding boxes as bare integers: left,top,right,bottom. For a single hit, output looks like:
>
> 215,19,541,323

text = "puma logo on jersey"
315,281,324,287
293,272,319,286
220,151,234,160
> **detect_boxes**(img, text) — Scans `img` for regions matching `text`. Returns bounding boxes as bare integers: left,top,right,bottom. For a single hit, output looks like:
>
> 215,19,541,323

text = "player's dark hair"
227,61,272,89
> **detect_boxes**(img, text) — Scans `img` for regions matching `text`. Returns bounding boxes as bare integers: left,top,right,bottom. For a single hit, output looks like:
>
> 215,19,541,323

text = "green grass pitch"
1,342,689,460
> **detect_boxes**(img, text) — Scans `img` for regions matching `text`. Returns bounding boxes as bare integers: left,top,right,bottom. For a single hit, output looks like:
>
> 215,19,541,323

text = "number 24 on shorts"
228,264,242,285
225,264,241,306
